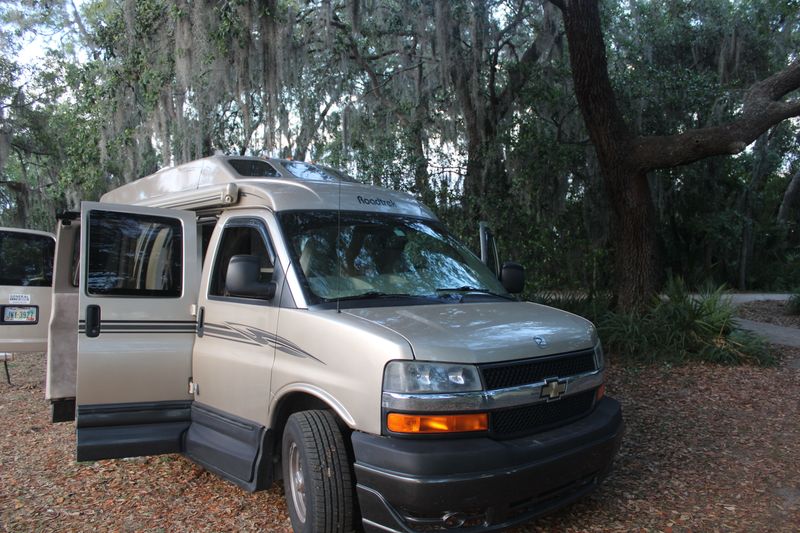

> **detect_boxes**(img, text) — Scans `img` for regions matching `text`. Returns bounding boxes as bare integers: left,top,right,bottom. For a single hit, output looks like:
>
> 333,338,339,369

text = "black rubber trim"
56,211,80,221
77,422,190,462
183,402,271,492
50,398,76,423
357,469,600,533
76,400,192,461
78,319,197,335
77,400,192,428
84,320,197,323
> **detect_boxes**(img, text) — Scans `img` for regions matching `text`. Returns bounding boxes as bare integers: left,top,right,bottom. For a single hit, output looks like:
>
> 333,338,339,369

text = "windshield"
279,211,508,305
0,231,54,287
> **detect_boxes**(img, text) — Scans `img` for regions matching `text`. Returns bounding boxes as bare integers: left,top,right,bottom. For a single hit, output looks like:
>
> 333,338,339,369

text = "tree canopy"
1,0,799,308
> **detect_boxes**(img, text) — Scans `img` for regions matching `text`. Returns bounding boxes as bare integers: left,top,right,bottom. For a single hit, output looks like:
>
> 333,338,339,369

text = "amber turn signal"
596,383,606,401
387,413,489,434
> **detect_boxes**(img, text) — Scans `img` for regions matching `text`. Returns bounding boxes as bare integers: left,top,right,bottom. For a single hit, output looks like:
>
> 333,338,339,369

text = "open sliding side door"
76,202,199,461
47,215,80,423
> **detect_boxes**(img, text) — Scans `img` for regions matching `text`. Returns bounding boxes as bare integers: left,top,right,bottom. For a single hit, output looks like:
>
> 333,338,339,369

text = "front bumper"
352,397,624,532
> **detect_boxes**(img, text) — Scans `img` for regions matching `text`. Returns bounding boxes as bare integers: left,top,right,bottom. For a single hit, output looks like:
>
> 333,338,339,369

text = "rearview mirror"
500,262,524,294
226,255,276,299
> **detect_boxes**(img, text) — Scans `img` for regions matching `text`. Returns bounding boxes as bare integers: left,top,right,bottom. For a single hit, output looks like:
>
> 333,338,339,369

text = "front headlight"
594,340,605,370
383,361,483,393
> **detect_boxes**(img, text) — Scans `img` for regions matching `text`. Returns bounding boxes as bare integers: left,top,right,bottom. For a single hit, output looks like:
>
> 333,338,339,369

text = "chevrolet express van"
43,155,623,532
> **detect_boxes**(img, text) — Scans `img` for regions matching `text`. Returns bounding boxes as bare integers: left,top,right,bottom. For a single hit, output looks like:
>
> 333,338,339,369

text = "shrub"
598,278,774,366
787,291,800,315
532,290,612,324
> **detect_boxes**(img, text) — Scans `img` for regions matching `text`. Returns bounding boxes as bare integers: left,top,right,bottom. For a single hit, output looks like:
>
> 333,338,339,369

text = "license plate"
3,306,37,323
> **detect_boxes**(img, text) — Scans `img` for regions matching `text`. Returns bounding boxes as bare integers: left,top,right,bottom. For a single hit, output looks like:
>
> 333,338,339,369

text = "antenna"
336,169,342,314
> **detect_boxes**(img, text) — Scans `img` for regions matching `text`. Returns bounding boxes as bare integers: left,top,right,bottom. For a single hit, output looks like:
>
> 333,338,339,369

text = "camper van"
0,227,55,356
43,156,623,532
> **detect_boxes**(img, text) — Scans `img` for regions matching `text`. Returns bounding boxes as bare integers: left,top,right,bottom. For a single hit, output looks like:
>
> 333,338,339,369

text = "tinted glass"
317,165,359,183
281,161,356,182
279,211,507,304
210,221,274,296
228,159,279,177
86,211,183,297
0,231,54,287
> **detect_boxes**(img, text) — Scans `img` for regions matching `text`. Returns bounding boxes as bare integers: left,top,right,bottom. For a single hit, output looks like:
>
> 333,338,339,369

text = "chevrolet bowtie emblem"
541,379,567,400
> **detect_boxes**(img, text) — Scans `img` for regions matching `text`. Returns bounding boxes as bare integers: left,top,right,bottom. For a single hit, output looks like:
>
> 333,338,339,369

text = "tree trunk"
606,168,662,309
409,124,434,206
778,167,800,224
463,128,509,224
0,108,9,175
737,133,771,290
293,99,334,162
434,0,538,228
559,0,659,309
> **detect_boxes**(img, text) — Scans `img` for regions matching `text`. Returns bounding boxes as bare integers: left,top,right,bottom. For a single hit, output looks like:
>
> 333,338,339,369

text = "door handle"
196,306,205,337
86,305,101,338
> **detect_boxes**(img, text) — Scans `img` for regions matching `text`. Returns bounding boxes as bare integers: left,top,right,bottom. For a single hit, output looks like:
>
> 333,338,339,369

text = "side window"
199,221,216,262
86,211,183,297
228,159,279,177
210,220,274,297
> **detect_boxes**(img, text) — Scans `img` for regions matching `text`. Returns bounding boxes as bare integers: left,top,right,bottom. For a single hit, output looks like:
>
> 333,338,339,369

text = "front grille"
480,348,596,390
491,389,596,438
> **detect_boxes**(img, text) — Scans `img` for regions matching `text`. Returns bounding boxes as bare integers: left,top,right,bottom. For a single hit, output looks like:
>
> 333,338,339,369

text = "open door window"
76,202,199,461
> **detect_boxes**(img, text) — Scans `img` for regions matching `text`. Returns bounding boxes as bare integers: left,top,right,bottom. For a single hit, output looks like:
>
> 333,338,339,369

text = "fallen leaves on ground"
1,346,798,532
737,301,800,329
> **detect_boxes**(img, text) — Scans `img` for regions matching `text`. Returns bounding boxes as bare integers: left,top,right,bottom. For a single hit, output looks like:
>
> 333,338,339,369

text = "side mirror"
500,262,525,294
226,255,276,299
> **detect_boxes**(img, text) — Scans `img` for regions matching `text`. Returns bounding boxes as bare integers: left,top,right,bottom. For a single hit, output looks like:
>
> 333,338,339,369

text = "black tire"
282,410,357,533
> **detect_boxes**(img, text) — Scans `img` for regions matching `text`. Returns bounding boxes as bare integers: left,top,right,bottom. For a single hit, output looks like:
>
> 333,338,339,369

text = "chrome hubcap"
288,441,307,523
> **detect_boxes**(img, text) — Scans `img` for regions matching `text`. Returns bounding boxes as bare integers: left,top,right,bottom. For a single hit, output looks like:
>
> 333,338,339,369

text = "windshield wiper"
332,291,414,302
435,286,514,299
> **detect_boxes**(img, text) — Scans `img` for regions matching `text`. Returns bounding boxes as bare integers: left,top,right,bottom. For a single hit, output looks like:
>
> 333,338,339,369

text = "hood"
344,301,596,364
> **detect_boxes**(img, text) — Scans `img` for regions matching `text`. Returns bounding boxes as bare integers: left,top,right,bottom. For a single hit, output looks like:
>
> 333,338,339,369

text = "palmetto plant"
600,278,773,366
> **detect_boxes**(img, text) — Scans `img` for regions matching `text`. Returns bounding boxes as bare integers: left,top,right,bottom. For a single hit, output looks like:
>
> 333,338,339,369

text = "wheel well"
270,392,352,479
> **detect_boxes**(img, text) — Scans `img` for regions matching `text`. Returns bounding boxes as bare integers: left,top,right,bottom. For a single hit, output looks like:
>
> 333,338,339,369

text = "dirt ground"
2,346,799,532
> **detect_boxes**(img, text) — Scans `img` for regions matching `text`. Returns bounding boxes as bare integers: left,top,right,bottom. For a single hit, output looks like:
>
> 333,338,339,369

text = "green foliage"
532,291,613,325
0,0,799,304
599,278,774,366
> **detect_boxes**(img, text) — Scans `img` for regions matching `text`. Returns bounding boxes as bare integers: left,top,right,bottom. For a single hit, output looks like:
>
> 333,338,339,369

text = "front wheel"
282,410,357,532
